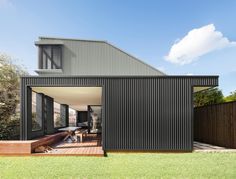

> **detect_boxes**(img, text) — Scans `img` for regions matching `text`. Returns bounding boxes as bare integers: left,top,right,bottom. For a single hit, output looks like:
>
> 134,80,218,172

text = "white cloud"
165,24,236,65
0,0,13,8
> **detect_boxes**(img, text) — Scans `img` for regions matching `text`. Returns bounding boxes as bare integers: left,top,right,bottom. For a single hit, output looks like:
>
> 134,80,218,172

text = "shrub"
0,114,20,140
0,54,27,139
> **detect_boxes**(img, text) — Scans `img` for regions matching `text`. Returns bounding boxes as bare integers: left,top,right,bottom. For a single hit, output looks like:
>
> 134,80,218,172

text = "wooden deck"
33,134,104,156
0,132,67,155
0,133,103,156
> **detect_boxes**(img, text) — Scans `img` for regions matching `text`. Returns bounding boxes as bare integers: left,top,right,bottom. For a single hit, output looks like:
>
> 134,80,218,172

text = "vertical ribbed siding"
21,76,218,151
20,78,25,140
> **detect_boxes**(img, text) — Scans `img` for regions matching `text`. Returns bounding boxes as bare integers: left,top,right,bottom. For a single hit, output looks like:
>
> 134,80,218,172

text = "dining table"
58,127,81,142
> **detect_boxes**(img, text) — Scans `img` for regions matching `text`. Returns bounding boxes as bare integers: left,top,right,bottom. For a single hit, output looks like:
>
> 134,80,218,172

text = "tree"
224,90,236,102
0,54,27,139
194,87,224,107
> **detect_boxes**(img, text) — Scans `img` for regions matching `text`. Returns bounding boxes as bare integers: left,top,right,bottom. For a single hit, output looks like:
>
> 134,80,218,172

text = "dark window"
39,45,62,69
32,92,42,131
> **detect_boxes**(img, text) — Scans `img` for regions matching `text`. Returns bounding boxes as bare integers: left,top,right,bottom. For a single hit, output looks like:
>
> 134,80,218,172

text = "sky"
0,0,236,95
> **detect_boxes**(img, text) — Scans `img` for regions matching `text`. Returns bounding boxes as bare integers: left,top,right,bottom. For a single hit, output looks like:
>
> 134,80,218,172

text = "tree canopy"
224,91,236,102
0,54,28,139
194,87,225,107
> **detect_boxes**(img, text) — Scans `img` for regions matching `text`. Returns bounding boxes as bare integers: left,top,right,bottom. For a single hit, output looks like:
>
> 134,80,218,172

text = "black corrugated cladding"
20,76,218,151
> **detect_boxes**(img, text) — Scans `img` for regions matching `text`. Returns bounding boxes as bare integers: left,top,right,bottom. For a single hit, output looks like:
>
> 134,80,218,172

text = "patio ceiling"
193,86,212,93
32,87,102,111
31,86,211,111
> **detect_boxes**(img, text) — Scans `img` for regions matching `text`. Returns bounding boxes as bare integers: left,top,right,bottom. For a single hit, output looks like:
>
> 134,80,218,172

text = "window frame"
38,45,62,70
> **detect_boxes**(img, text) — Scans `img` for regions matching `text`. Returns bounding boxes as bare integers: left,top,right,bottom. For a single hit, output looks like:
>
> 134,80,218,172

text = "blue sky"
0,0,235,95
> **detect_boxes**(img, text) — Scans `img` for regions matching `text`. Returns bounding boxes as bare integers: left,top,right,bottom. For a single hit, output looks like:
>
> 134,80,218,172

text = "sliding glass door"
88,105,102,133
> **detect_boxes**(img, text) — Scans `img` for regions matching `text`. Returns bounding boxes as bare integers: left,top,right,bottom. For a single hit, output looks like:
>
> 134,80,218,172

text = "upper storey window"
39,45,62,69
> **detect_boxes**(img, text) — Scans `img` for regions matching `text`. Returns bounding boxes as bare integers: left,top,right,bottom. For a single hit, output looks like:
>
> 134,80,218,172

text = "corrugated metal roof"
39,36,106,43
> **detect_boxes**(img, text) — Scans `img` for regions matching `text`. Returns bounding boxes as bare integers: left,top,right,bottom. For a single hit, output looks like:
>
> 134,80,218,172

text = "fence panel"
194,101,236,148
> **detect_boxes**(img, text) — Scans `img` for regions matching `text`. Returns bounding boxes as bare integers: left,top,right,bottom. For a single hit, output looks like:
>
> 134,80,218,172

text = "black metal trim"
21,75,219,79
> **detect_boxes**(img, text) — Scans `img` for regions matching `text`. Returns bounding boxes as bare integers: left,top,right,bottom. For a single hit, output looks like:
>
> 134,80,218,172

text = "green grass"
0,153,236,178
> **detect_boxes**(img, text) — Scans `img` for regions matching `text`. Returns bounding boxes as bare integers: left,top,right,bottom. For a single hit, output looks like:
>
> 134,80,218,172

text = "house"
20,37,218,152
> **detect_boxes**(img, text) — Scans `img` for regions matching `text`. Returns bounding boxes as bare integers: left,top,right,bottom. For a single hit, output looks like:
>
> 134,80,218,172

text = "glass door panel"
88,105,102,133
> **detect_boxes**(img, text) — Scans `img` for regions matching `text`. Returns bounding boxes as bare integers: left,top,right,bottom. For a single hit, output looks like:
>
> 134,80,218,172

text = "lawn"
0,153,236,179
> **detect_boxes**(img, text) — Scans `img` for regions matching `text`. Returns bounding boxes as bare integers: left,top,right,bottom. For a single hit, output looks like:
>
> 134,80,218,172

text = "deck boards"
33,134,104,156
0,133,103,156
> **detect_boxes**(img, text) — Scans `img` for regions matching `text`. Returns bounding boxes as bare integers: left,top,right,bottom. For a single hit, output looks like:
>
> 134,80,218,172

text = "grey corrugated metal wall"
20,76,218,151
37,37,164,76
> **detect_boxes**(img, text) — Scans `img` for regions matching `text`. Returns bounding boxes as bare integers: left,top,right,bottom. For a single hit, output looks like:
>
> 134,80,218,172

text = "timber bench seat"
31,132,67,152
0,132,67,155
75,129,88,142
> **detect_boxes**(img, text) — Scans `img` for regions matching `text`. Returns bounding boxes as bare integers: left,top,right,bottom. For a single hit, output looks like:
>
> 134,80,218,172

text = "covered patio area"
0,86,105,156
29,86,103,156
